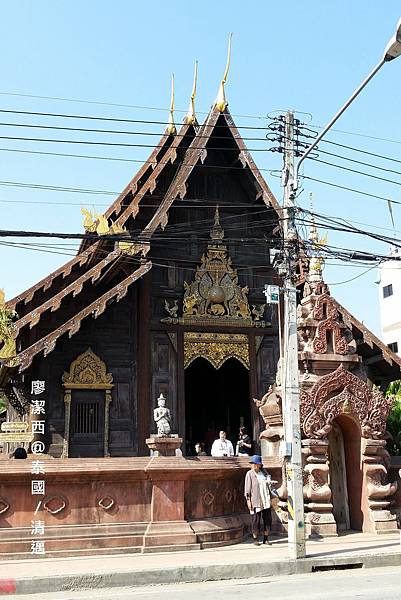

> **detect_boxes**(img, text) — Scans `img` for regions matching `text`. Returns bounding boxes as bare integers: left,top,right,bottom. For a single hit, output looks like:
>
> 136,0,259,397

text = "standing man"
236,426,252,456
211,431,234,457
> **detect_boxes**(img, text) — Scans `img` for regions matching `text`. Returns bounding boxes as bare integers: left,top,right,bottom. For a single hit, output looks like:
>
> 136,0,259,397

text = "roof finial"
210,206,224,241
309,192,318,243
308,192,327,281
215,33,232,112
167,74,177,135
184,61,198,125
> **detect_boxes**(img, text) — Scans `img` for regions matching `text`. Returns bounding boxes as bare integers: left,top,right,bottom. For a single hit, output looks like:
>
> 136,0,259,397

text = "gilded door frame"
61,348,113,458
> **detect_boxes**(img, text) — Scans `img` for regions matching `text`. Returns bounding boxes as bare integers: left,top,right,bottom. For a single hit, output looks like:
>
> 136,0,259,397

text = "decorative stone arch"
300,364,392,440
61,348,113,458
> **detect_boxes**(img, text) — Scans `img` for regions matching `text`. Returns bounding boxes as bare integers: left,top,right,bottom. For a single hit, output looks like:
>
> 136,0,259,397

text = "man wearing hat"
244,454,277,545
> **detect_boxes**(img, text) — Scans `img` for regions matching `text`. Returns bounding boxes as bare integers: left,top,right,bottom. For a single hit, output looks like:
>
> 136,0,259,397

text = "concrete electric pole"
281,110,306,559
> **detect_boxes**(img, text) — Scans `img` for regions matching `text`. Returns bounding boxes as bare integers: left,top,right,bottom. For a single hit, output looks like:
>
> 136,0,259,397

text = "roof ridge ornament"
308,193,327,284
184,61,198,125
215,33,232,112
210,206,224,241
167,74,177,135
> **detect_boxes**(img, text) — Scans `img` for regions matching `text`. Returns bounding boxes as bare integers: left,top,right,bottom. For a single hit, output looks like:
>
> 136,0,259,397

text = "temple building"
0,65,401,555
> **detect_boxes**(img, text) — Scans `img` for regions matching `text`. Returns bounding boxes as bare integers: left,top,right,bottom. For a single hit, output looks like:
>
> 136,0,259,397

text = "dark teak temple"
1,68,401,555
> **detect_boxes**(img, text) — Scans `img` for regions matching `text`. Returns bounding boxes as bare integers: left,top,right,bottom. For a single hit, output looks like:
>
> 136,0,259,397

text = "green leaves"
385,380,401,456
0,394,6,416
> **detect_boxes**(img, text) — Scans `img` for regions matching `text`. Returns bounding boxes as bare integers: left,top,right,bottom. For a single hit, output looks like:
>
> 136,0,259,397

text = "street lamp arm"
294,57,386,189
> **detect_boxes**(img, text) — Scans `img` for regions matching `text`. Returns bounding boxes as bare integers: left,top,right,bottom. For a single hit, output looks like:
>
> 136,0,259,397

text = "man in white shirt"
211,431,234,457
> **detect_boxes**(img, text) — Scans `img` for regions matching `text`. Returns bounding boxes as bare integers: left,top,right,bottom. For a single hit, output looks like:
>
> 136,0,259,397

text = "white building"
378,247,401,356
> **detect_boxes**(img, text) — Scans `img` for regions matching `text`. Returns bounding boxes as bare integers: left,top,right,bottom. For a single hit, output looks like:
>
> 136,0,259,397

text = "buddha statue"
153,394,172,437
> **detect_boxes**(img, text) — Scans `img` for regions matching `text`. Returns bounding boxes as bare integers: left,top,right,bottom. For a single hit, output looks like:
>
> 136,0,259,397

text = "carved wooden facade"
1,100,400,490
0,105,283,457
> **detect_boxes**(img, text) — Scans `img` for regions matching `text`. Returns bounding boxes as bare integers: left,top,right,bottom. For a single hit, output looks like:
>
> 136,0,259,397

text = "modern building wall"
379,247,401,357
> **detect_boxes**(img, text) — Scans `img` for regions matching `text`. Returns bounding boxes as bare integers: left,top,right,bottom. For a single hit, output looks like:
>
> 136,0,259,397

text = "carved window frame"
61,348,113,458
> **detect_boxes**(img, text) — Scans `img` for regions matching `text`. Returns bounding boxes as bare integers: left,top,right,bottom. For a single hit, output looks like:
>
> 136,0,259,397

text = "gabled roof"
4,122,197,371
9,123,195,315
17,261,151,371
138,106,282,247
5,103,282,374
4,96,396,389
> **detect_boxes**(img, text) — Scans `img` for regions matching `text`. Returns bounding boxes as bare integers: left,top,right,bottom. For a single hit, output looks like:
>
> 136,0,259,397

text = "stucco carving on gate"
300,364,392,439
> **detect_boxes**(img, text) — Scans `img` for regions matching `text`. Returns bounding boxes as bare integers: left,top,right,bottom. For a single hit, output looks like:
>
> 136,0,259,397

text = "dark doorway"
328,415,363,532
328,422,350,532
69,390,105,457
184,357,251,455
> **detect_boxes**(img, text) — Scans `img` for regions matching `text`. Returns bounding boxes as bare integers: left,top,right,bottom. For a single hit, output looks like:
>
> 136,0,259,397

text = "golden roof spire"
308,193,327,279
215,33,232,112
167,74,177,135
184,61,198,125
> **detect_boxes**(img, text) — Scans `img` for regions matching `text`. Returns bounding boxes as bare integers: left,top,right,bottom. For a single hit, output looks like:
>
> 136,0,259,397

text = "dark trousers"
251,508,272,536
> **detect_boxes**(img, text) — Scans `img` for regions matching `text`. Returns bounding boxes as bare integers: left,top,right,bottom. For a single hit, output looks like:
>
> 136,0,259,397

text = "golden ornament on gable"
81,208,139,256
161,208,268,328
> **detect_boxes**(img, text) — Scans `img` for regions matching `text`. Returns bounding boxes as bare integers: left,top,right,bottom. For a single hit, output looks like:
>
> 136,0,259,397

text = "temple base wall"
0,456,284,559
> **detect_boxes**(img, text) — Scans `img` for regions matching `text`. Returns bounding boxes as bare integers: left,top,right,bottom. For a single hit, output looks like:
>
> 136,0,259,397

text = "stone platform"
0,456,284,559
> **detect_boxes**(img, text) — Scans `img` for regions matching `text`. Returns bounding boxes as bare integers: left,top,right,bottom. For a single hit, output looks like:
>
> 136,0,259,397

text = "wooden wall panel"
256,334,280,398
150,332,178,433
31,288,138,457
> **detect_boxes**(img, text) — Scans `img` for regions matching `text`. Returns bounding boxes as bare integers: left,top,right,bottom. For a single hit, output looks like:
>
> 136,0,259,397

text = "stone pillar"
143,460,198,551
361,438,398,533
104,389,112,457
146,435,183,457
302,439,337,537
61,389,71,459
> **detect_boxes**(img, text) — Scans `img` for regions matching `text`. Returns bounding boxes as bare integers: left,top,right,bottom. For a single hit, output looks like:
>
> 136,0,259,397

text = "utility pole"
281,110,305,559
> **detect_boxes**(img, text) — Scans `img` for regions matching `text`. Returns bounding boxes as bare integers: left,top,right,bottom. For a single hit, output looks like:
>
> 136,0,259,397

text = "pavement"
0,532,400,596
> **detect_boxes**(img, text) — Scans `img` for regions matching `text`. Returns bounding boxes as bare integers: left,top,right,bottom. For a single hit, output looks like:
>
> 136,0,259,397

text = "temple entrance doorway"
184,357,251,456
328,415,363,532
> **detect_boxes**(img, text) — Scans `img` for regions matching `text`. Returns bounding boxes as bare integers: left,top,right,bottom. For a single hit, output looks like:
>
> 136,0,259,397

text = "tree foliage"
386,380,401,456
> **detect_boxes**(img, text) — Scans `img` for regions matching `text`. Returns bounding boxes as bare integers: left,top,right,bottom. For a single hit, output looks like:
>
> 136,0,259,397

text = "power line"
0,104,268,126
0,119,269,141
312,121,401,146
325,264,377,286
299,213,401,250
309,158,401,189
318,148,401,178
303,175,401,206
0,134,272,153
322,139,401,166
303,208,401,237
0,146,275,173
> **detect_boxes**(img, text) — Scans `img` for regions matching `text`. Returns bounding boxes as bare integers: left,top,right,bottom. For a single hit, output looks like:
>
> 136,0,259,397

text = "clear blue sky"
1,1,400,337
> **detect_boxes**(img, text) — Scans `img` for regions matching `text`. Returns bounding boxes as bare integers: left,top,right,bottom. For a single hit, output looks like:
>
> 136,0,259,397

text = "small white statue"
153,393,172,436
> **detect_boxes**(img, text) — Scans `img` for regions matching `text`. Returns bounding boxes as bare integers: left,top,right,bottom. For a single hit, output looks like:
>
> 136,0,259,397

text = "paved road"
10,565,401,599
